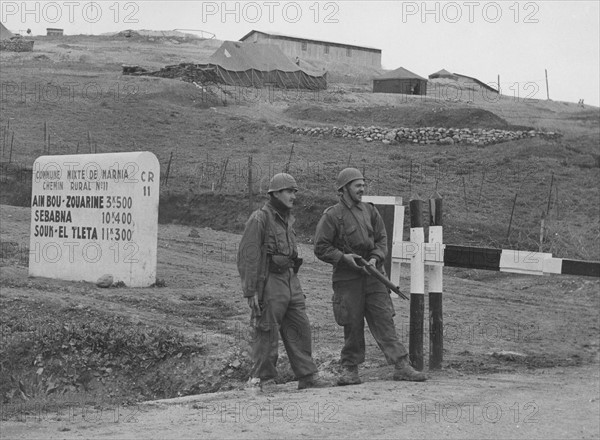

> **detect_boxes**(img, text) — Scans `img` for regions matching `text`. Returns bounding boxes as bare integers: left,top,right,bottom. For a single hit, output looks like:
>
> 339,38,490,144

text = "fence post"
409,199,425,371
164,151,173,186
248,156,253,215
428,196,443,370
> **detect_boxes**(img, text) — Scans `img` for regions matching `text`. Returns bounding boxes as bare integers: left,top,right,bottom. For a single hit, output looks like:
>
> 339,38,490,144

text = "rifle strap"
337,199,377,257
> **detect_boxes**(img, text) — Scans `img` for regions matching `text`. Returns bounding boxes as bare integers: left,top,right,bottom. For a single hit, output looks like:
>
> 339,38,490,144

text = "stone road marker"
29,152,160,287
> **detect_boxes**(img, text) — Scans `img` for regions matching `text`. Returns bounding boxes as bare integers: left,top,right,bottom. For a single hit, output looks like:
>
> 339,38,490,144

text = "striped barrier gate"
364,196,600,372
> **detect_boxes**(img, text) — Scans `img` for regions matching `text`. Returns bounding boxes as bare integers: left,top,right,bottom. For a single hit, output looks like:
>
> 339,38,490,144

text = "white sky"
2,1,599,106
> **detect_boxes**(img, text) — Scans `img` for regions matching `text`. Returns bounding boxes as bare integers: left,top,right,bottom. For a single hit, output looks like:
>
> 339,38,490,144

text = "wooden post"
164,151,173,186
506,190,519,243
9,132,14,164
3,119,10,156
409,199,425,371
545,69,550,100
539,213,545,252
285,143,294,173
540,172,554,252
546,172,555,215
462,176,469,217
248,156,253,215
477,170,485,208
428,196,443,370
218,157,229,191
409,159,413,195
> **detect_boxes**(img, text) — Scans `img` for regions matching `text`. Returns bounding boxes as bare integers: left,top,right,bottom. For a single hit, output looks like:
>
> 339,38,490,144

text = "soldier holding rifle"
314,168,427,385
238,173,329,391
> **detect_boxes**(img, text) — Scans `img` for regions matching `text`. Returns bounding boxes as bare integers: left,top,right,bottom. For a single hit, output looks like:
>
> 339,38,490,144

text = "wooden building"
46,28,64,36
239,30,381,69
373,67,428,95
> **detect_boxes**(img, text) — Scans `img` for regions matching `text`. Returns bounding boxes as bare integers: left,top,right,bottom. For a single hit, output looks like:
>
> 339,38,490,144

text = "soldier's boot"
297,373,331,390
245,377,277,392
393,356,427,382
337,365,361,386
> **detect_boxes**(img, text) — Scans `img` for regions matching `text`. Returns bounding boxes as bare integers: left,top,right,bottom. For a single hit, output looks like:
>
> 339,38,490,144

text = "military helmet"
336,167,364,191
267,173,298,194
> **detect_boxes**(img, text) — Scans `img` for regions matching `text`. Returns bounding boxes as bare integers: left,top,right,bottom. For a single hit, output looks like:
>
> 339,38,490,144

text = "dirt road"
3,364,599,439
1,204,599,439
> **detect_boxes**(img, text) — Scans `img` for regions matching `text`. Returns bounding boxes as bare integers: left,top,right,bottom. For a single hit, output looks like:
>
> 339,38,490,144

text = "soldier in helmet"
237,173,330,391
314,168,427,385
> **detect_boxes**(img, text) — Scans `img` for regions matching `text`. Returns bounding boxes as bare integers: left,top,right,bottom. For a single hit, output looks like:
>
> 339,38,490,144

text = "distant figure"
579,99,585,107
295,56,300,66
26,29,31,35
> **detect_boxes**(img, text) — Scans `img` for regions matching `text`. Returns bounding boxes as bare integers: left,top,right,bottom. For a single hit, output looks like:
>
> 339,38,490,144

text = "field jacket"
314,197,387,281
237,200,299,298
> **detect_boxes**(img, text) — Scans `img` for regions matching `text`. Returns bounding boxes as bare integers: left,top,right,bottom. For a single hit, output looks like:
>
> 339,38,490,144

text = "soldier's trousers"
332,276,408,367
250,269,318,380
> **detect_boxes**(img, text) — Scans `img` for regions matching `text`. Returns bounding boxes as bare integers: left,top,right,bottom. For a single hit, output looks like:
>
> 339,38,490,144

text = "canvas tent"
198,41,327,90
429,68,458,80
373,67,427,95
1,22,34,51
1,22,15,40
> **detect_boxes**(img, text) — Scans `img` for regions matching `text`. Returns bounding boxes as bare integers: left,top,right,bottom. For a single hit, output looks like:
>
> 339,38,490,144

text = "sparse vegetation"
0,297,206,404
0,35,598,413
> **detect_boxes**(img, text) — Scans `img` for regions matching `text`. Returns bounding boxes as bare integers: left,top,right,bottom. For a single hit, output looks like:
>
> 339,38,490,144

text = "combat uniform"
238,199,318,381
314,197,409,369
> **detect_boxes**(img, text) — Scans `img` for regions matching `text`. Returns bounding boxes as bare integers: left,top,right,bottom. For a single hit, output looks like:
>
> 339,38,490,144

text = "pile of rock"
0,39,34,52
283,124,561,146
123,63,221,85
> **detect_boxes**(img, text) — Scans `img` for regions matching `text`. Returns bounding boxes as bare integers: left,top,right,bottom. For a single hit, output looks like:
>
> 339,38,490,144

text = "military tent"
1,22,15,40
429,68,458,80
372,67,427,95
198,41,327,90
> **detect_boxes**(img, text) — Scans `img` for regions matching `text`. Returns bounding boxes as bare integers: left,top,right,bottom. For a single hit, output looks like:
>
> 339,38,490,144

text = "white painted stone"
29,152,160,287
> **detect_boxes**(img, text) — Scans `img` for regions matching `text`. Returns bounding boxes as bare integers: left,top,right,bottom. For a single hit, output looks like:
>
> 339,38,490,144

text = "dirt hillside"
1,36,599,439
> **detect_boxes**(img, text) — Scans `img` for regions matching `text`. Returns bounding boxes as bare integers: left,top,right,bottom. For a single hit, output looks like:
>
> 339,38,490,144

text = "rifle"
342,244,409,300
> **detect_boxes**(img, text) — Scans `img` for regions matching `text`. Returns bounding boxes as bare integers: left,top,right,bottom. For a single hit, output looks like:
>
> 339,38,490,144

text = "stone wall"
283,124,561,146
0,39,35,52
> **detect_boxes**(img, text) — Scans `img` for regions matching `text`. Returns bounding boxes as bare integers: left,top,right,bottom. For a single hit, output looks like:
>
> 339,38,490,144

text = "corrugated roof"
430,68,453,77
453,73,499,93
375,66,426,80
239,30,381,53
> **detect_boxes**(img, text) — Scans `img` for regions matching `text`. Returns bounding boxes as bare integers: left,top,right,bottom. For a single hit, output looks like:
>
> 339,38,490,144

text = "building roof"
429,68,455,78
239,30,381,53
453,73,498,93
374,66,427,81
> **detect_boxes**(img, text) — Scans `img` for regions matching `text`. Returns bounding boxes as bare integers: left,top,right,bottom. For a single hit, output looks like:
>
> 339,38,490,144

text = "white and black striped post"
409,199,425,371
428,196,443,370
